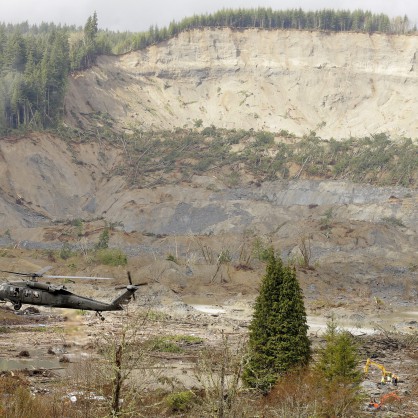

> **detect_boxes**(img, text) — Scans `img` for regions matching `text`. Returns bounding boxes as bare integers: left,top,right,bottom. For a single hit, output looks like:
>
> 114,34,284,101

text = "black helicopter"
0,267,147,320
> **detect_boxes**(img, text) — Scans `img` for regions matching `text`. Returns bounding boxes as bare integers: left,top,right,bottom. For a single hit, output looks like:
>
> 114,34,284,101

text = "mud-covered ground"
0,289,417,417
0,243,417,416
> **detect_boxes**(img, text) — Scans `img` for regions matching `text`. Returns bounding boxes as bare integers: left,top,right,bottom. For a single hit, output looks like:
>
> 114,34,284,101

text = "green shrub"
149,337,183,353
255,131,274,146
278,129,296,138
0,326,11,333
71,218,84,237
194,157,214,172
166,254,178,264
165,390,195,412
95,227,110,249
217,249,232,264
252,237,270,262
95,248,127,266
315,317,361,383
224,171,241,187
173,335,203,344
59,243,73,260
202,125,218,137
146,310,170,321
71,218,83,227
193,119,203,128
382,216,405,227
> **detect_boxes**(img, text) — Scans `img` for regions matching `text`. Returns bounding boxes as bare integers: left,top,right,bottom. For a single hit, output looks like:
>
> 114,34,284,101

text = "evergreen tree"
84,11,98,42
243,250,310,392
95,227,110,250
315,317,361,383
3,31,26,72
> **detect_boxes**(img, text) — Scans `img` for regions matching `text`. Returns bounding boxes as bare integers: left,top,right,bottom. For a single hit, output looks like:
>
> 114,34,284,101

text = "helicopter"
0,267,147,320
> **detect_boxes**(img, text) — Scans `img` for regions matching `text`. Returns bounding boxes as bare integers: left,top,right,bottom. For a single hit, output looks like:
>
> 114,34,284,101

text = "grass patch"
0,326,11,333
148,337,183,353
76,309,87,316
146,310,170,321
19,326,48,333
95,248,127,266
0,249,12,257
148,335,204,353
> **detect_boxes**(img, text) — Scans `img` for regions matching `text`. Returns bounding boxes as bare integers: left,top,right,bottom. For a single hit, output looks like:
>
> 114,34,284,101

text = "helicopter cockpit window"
9,286,19,296
33,291,40,298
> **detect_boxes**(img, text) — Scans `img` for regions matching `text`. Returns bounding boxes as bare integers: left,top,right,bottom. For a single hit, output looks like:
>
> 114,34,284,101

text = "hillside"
65,28,418,139
1,27,418,416
1,29,417,305
0,131,416,317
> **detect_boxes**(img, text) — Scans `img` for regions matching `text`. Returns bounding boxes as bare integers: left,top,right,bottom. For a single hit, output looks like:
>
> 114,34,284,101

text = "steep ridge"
65,28,418,139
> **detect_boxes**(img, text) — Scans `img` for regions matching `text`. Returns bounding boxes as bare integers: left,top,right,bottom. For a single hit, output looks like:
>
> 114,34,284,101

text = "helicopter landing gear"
96,311,105,321
13,302,22,311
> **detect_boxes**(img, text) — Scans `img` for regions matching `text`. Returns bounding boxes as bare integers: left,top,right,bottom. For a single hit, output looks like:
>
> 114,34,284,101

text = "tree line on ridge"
0,8,414,133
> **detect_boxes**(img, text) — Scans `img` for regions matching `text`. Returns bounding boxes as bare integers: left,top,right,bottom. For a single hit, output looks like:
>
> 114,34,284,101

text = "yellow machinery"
364,358,396,384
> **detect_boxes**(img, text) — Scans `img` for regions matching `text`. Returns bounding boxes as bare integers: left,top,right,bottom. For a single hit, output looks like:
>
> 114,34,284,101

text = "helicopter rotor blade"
0,268,113,281
42,275,113,280
115,282,147,289
127,271,135,300
35,266,53,276
0,269,36,277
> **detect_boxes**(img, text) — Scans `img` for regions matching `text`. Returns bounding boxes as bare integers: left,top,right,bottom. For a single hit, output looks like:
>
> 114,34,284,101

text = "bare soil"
0,245,417,416
65,29,418,139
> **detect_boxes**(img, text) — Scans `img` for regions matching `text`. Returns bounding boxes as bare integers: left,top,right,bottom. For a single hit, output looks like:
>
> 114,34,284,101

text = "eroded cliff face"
0,135,416,314
65,28,418,139
1,29,417,293
0,134,416,251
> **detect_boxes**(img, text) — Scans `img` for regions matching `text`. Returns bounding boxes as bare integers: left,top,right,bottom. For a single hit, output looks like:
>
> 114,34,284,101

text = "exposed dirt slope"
0,134,416,249
65,28,418,139
0,30,416,351
0,133,416,320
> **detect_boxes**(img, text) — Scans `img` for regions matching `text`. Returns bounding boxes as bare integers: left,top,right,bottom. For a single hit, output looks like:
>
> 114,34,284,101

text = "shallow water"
0,356,61,371
190,304,226,314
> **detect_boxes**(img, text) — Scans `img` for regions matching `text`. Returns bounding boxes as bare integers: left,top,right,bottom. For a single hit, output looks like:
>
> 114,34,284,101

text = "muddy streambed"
0,356,62,371
0,309,91,376
1,304,416,383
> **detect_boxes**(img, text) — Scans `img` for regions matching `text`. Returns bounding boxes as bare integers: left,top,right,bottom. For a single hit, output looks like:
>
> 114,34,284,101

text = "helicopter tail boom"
109,283,146,309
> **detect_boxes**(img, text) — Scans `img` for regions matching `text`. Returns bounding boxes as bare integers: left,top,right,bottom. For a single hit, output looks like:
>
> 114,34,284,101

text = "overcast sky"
1,0,417,32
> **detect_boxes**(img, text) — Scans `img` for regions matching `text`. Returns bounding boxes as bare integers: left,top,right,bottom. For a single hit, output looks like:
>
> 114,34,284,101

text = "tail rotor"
128,271,135,301
115,272,148,301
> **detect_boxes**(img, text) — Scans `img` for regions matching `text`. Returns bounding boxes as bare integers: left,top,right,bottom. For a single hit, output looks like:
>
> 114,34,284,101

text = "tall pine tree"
243,250,310,392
